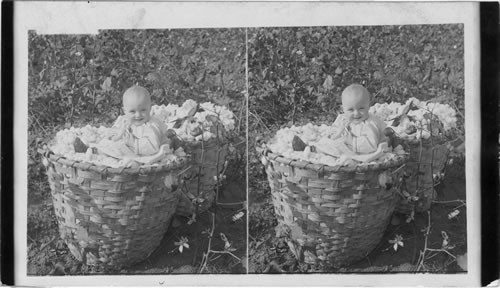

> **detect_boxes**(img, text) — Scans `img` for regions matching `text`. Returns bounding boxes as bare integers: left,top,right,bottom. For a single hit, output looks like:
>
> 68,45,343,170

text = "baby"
314,84,389,163
94,85,172,166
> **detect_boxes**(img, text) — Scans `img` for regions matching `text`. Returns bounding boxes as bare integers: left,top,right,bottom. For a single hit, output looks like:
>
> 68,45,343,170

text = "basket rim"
264,150,407,173
44,151,190,175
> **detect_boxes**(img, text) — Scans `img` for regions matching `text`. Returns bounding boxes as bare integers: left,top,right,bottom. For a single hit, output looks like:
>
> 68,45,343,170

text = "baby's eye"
348,109,354,112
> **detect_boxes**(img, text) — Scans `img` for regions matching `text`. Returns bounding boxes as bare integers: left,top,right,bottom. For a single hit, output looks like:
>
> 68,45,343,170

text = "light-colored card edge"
14,1,480,286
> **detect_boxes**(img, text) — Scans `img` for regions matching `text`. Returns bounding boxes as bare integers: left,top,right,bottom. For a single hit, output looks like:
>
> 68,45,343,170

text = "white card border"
14,1,480,286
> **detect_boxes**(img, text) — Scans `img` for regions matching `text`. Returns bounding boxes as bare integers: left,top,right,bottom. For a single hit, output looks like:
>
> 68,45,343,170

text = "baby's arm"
110,116,132,141
330,114,349,139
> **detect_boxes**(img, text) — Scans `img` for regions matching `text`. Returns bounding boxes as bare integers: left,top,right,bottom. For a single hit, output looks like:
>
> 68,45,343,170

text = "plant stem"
416,210,431,272
248,111,271,133
192,131,205,266
198,212,216,273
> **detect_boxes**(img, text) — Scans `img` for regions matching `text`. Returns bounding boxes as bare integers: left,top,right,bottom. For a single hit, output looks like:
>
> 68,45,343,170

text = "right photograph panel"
248,25,466,273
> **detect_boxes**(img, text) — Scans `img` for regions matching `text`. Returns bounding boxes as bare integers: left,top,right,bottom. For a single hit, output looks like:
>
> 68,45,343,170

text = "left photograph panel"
27,29,247,275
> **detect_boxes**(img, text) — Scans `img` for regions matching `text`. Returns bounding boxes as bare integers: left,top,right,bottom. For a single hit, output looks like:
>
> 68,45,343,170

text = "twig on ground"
426,248,457,259
207,250,242,262
432,199,466,205
215,200,246,206
450,101,465,120
248,111,271,133
29,111,49,135
27,234,36,243
391,163,406,175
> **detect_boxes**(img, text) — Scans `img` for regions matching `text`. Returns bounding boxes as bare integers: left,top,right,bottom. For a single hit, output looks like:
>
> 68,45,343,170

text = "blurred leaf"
373,70,384,80
101,77,112,91
322,75,333,91
456,253,467,271
110,68,119,77
75,226,91,242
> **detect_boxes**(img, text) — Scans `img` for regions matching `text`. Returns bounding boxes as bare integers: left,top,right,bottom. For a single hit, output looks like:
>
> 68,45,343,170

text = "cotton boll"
303,146,312,158
421,130,431,139
49,124,181,168
85,148,94,161
174,147,186,157
152,100,236,142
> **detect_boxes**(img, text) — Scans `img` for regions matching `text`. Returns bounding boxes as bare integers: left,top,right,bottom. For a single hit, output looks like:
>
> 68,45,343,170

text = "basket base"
46,156,183,269
264,153,401,268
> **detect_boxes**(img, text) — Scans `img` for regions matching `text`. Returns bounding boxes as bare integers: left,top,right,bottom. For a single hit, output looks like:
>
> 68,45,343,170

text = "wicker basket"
262,150,407,268
395,138,449,214
175,138,229,216
42,150,189,268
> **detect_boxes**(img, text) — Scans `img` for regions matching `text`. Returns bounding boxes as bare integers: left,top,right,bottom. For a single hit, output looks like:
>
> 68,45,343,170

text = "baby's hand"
109,129,126,141
158,144,170,155
333,122,349,139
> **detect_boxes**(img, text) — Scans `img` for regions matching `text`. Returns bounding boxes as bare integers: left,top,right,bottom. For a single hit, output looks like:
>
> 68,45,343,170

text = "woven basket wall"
263,151,407,268
43,152,189,268
176,139,228,216
396,139,449,214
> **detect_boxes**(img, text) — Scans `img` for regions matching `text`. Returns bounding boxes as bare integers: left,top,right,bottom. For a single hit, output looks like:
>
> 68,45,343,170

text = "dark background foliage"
248,25,464,127
29,29,246,129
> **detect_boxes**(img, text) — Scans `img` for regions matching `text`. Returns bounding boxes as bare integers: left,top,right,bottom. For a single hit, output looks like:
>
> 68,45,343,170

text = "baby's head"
341,84,371,124
122,85,151,126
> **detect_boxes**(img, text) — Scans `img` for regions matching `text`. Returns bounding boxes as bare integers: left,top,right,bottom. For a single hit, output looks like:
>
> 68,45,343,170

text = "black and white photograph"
27,29,247,275
10,1,483,286
248,24,467,273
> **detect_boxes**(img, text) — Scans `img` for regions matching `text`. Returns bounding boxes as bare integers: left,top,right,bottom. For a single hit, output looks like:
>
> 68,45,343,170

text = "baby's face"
342,92,370,124
123,93,151,126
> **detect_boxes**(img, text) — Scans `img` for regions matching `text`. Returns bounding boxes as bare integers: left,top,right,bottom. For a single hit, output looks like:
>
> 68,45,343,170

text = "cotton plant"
151,99,236,142
369,97,458,141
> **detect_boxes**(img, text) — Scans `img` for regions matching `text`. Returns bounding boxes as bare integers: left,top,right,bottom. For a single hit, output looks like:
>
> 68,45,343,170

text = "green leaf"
110,68,119,77
456,253,467,271
322,75,333,91
101,77,112,91
75,226,91,242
